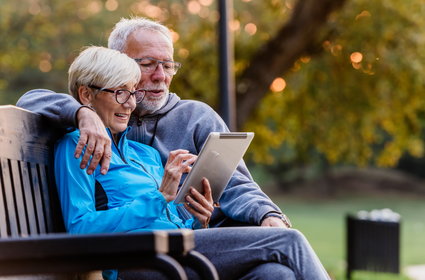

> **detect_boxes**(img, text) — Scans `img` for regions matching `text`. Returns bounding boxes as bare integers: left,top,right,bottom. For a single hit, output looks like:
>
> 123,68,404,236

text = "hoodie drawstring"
149,115,161,146
138,115,161,147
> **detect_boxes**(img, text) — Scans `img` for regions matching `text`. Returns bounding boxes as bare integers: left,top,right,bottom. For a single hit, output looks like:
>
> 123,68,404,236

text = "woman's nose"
123,95,136,110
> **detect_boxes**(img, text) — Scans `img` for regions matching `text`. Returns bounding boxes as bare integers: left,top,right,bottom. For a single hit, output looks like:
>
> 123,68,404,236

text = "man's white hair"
68,46,141,103
108,17,173,52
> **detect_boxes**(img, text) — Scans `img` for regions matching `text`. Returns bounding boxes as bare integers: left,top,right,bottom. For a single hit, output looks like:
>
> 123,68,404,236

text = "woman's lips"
114,113,130,120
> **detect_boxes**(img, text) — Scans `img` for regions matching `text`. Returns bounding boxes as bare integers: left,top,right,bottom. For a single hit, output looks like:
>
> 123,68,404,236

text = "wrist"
76,105,96,128
159,189,174,203
261,212,292,228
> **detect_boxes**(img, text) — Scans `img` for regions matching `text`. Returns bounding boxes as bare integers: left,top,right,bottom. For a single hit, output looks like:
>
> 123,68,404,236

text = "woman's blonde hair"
68,46,141,103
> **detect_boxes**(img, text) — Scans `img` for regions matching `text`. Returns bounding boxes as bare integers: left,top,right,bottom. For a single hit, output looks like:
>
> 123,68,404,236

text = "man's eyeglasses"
134,57,182,76
89,85,145,104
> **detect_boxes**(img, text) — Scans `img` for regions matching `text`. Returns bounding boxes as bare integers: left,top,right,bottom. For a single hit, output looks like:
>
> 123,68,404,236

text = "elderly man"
17,17,330,279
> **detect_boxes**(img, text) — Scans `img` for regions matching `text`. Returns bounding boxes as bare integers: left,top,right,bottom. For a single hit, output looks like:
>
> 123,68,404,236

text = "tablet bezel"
174,132,254,204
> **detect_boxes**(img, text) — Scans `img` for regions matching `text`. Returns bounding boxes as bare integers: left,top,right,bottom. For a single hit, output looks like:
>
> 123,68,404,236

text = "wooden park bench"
0,105,219,280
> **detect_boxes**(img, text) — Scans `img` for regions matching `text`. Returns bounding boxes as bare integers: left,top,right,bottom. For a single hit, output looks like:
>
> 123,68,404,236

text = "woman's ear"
78,86,93,106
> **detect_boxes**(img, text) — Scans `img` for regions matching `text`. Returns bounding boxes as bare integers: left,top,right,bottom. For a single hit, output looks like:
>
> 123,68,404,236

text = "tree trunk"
236,0,348,129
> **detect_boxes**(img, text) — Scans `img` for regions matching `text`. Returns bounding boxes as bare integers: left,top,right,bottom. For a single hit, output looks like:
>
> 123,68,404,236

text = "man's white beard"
140,90,169,114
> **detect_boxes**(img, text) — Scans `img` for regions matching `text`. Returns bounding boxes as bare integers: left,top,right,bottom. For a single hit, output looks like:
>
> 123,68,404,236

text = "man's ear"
78,86,93,106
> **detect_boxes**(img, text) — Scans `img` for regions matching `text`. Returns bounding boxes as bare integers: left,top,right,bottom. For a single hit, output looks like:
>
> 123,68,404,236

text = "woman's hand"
159,150,197,202
184,178,214,229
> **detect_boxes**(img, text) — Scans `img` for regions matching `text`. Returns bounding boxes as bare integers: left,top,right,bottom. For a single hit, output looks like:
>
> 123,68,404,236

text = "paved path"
406,265,425,280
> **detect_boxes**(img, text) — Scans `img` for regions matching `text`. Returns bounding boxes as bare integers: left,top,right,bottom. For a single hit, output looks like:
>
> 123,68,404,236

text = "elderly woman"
55,46,330,280
55,46,212,236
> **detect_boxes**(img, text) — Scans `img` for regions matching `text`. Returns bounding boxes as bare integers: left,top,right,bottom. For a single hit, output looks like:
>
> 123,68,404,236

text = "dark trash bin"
346,209,401,279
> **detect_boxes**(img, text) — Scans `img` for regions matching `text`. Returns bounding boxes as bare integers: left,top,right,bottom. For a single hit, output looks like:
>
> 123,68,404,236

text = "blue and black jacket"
54,127,194,234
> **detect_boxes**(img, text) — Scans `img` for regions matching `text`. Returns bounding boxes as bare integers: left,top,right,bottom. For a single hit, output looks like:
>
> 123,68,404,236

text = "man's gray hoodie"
17,89,283,226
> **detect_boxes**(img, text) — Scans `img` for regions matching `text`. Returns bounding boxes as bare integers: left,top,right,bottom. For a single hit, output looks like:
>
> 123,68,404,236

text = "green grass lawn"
270,194,425,280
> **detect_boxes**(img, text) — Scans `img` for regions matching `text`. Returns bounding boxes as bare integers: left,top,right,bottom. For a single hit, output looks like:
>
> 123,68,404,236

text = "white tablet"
174,132,254,204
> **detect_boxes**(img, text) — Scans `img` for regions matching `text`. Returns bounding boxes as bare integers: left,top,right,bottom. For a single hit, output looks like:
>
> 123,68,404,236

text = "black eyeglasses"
89,85,145,104
134,57,182,76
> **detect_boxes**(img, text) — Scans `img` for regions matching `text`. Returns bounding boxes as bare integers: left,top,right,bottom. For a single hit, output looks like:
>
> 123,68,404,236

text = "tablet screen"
174,132,254,204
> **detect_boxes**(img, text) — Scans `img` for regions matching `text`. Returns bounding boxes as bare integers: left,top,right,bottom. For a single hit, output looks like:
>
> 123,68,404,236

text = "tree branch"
236,0,348,129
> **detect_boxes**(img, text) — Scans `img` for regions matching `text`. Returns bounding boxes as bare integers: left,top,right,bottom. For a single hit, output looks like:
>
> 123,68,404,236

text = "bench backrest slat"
39,163,56,233
1,157,20,237
0,159,10,237
10,159,30,236
20,161,39,235
30,162,49,234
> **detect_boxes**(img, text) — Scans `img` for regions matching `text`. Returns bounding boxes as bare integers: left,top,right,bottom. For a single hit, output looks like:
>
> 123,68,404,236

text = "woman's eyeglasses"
89,85,145,104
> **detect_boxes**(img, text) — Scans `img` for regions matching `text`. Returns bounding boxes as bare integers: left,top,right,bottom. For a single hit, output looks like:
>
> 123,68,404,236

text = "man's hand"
75,107,111,175
261,217,289,228
184,178,214,229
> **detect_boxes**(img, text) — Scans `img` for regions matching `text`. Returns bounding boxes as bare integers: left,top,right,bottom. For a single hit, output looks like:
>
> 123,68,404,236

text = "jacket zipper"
130,158,181,229
129,159,160,189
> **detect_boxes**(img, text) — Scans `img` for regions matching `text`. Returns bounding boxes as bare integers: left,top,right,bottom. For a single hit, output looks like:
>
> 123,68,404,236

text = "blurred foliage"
0,0,424,170
0,0,118,102
244,0,425,169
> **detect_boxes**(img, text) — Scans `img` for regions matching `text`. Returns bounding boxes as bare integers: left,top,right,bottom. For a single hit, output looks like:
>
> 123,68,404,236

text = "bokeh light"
244,23,257,36
199,0,213,6
87,1,102,14
188,1,201,14
145,4,163,19
170,30,180,43
330,44,342,56
229,20,240,31
355,10,371,21
178,48,190,59
350,52,363,63
39,60,52,73
105,0,118,11
300,56,311,63
270,77,286,92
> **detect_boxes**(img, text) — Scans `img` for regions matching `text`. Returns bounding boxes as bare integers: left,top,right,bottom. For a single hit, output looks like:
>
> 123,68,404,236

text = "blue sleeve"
194,104,282,225
54,132,169,234
16,89,82,128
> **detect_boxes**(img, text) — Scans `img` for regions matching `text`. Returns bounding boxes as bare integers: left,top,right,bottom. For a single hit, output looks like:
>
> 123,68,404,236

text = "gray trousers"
119,227,329,280
194,227,329,280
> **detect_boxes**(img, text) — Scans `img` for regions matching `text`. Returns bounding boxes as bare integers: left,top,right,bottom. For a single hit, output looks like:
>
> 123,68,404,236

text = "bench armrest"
0,231,184,278
168,230,219,280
